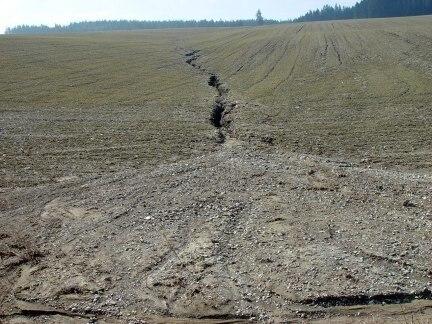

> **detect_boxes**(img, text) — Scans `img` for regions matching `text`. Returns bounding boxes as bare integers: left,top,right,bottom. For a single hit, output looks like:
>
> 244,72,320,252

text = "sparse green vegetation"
2,16,432,189
0,31,218,186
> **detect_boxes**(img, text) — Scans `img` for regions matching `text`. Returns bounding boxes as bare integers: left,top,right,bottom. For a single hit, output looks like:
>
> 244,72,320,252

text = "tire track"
234,40,274,73
330,38,342,65
269,33,306,104
251,40,292,87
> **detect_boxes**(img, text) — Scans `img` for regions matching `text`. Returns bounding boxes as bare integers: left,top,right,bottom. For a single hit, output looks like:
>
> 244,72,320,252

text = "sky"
0,0,359,34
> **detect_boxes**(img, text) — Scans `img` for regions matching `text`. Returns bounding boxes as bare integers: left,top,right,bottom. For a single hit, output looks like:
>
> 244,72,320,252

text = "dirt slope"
1,15,432,323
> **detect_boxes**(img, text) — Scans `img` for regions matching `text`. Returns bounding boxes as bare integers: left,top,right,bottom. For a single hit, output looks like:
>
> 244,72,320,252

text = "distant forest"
295,0,432,22
5,19,279,34
5,0,432,34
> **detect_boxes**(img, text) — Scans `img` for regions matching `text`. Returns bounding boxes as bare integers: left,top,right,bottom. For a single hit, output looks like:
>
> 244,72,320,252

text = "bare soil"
1,139,432,322
1,16,432,323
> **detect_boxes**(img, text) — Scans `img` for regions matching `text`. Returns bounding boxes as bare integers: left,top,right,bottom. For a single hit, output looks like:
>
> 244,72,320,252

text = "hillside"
185,16,432,171
1,15,432,323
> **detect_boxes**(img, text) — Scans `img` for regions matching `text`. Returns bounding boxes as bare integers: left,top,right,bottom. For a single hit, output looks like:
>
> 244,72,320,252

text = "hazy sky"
0,0,359,33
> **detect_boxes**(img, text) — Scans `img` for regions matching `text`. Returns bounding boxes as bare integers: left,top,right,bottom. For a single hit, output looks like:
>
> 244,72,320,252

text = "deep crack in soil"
185,49,236,143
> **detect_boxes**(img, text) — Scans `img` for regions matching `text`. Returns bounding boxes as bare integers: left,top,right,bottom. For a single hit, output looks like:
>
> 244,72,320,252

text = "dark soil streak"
302,289,432,308
297,24,305,34
0,303,94,320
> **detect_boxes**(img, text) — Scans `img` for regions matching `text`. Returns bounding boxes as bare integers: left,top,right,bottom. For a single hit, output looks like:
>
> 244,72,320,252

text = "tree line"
295,0,432,22
6,1,432,34
6,15,277,34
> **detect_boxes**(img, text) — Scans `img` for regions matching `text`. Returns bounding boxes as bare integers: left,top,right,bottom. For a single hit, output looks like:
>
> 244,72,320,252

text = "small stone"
403,200,416,208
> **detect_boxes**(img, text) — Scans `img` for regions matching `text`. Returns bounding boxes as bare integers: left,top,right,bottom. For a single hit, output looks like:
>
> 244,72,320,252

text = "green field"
1,15,432,323
1,16,432,187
